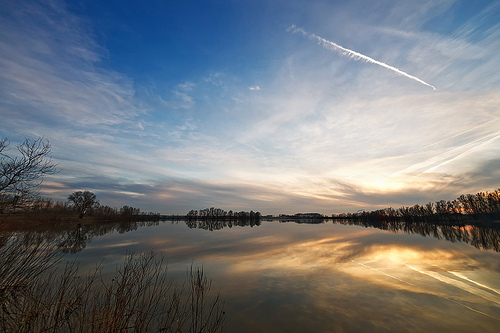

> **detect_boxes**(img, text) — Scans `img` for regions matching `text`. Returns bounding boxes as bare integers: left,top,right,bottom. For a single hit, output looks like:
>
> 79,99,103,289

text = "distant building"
293,213,323,218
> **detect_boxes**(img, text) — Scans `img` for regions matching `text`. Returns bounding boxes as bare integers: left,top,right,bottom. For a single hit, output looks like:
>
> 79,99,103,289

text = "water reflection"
2,217,500,332
330,219,500,252
2,218,498,254
185,216,500,252
0,220,162,254
186,218,261,231
193,222,500,332
210,217,500,252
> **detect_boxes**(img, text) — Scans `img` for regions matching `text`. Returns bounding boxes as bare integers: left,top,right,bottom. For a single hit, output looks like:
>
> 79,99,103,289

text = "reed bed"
0,236,225,332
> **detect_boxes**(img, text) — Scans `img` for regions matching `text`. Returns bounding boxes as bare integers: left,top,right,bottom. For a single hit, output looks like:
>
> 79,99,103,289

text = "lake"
59,218,500,332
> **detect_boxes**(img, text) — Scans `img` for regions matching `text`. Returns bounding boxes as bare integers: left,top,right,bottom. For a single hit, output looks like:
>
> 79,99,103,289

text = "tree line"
0,190,157,225
335,189,500,222
186,207,261,222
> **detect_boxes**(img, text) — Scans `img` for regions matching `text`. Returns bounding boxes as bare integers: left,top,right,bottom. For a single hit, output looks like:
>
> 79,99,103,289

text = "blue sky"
1,0,500,214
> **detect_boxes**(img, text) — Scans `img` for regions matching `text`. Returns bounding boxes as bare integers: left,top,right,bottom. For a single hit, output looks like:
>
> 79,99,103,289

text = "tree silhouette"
336,189,500,222
68,191,98,218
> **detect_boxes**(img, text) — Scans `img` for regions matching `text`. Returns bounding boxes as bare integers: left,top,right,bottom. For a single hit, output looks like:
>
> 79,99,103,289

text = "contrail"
288,25,436,90
449,271,500,296
353,260,415,286
406,265,500,306
406,265,500,321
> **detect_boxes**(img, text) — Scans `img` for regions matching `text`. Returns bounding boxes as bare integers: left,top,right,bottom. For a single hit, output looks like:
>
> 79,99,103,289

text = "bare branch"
0,137,58,212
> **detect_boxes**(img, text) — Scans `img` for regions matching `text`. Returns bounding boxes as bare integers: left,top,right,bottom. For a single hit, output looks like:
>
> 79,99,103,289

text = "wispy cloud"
0,1,140,129
288,25,436,90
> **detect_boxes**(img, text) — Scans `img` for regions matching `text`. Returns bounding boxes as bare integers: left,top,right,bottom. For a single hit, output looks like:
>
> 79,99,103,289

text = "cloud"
249,86,261,91
42,171,333,214
177,82,196,91
0,1,141,129
204,72,224,87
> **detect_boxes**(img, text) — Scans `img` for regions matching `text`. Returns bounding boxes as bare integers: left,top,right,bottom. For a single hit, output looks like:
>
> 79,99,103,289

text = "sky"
1,0,500,215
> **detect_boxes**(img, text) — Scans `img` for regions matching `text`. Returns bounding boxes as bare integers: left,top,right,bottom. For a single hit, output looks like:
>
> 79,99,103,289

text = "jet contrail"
406,265,500,306
288,25,436,90
353,260,415,286
449,271,500,296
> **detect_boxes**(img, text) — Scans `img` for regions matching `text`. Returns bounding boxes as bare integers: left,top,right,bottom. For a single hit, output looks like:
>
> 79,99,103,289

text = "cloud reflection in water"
9,219,499,331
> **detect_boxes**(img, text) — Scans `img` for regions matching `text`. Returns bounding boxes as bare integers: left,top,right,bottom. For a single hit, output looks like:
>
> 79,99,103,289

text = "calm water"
61,219,500,332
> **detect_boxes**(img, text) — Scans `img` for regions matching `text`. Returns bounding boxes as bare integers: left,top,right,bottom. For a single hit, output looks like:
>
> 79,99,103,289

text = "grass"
0,235,225,332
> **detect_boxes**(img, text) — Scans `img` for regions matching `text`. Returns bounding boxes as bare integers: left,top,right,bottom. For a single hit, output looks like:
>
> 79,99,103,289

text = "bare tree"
68,190,99,218
0,137,57,211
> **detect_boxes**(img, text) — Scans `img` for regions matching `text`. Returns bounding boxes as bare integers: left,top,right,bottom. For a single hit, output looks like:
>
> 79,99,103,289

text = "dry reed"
0,237,225,332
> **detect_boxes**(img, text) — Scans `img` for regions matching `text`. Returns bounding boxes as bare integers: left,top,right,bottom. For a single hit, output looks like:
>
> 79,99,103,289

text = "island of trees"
186,207,261,221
